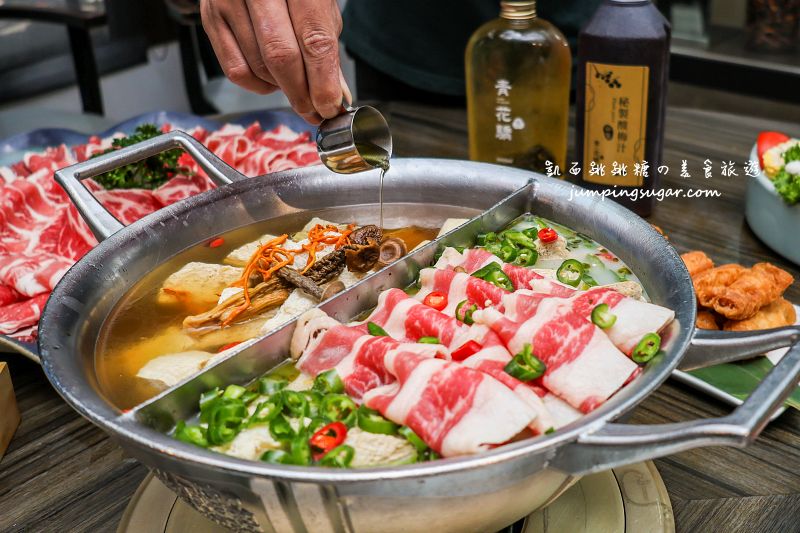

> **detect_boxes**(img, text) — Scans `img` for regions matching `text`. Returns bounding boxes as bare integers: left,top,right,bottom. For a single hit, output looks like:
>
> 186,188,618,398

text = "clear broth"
95,220,438,410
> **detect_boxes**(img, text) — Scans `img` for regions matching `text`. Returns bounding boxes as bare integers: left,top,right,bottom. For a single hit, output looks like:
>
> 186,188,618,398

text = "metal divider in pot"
40,132,800,533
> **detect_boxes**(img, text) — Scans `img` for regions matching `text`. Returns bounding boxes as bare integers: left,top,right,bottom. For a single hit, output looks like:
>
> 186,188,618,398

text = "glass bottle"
574,0,670,216
466,1,571,173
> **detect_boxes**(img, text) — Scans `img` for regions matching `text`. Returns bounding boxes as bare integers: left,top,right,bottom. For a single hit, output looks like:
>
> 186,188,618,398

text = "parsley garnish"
91,124,188,189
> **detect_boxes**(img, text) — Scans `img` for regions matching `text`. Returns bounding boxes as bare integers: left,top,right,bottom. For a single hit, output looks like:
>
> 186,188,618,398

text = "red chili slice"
310,421,348,460
208,237,225,248
422,291,448,311
450,340,482,361
538,228,558,244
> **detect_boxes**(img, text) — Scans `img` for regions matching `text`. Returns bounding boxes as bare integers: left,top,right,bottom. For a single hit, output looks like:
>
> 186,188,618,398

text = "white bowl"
746,144,800,266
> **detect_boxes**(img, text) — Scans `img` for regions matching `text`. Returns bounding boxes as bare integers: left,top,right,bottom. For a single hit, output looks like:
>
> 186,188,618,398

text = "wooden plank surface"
1,102,798,532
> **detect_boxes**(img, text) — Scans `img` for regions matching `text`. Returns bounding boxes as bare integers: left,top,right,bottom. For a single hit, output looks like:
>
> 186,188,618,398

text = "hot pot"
39,131,800,533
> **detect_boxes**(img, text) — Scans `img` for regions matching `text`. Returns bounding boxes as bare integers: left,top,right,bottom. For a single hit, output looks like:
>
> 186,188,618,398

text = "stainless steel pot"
40,131,800,533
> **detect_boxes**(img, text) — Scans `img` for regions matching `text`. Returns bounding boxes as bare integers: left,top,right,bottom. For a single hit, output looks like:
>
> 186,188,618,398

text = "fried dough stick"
711,263,794,320
681,251,714,278
696,310,720,330
724,297,797,331
694,264,747,310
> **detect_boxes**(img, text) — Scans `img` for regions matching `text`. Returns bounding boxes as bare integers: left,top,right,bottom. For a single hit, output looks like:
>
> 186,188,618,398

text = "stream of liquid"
356,142,391,228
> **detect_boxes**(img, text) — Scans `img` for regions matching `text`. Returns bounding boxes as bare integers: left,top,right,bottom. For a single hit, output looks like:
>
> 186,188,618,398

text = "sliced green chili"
258,377,288,395
512,247,538,267
471,261,502,279
260,449,293,464
280,390,309,418
504,343,546,382
240,391,259,405
368,322,389,337
320,394,358,426
206,398,248,445
502,230,537,250
174,421,208,448
483,242,503,257
319,445,355,468
313,369,345,394
357,405,399,435
485,269,514,291
250,396,283,425
591,303,617,329
631,333,661,364
222,384,246,400
398,425,428,452
307,417,330,434
418,336,440,344
301,390,324,418
497,240,518,262
476,232,498,246
455,299,477,325
522,227,540,240
289,432,312,466
199,388,222,422
556,259,584,287
269,414,295,441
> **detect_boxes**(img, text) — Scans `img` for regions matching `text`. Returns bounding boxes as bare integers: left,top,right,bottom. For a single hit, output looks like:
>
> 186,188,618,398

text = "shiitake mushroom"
377,237,407,268
345,243,380,273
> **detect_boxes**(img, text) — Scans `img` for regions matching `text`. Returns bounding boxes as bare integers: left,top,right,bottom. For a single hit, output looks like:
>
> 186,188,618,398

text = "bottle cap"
500,1,537,20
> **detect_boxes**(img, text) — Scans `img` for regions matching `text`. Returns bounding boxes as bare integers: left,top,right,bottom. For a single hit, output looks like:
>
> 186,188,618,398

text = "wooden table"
1,102,799,532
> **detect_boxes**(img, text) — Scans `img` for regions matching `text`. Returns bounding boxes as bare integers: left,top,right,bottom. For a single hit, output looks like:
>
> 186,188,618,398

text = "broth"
96,219,438,410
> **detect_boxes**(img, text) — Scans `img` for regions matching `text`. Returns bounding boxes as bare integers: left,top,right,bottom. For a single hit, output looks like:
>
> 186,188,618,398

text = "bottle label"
582,62,649,186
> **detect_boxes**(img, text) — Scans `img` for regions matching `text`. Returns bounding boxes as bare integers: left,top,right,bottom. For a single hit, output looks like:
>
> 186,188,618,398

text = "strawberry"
757,131,790,168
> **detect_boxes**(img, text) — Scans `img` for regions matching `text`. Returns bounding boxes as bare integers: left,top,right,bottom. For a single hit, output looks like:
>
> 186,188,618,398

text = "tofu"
136,350,216,389
603,280,644,300
345,428,417,467
257,270,363,336
259,289,317,335
158,262,242,311
293,217,349,241
536,236,570,261
224,234,278,267
214,425,281,460
437,218,469,237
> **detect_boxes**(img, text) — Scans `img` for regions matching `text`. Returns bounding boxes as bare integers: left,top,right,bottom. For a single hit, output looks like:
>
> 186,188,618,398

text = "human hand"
200,0,351,124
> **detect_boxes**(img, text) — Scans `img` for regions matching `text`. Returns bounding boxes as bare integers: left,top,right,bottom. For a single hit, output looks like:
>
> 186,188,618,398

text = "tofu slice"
224,234,278,267
136,350,216,389
158,262,242,310
437,218,469,237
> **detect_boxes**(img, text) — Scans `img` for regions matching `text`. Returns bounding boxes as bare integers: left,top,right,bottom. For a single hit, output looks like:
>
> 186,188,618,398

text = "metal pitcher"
316,102,392,174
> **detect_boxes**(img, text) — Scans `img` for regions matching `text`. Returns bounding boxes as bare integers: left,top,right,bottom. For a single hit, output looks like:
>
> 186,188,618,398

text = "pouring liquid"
356,142,391,229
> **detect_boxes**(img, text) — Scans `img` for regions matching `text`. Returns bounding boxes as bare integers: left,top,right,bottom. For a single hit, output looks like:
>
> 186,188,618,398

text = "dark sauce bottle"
574,0,670,216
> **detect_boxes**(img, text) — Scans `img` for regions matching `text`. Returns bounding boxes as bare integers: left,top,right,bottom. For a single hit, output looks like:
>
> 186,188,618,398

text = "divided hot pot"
39,131,800,533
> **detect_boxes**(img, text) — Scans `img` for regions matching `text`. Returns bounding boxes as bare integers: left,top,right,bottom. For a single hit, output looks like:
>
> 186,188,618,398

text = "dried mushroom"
377,237,407,268
350,224,383,246
345,243,380,273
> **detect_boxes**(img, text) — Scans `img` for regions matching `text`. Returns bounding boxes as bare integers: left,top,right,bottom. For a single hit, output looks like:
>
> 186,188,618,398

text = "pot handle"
555,326,800,475
55,130,246,241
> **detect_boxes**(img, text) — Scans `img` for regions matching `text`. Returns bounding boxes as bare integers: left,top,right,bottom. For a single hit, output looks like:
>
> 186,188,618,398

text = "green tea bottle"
465,1,571,173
